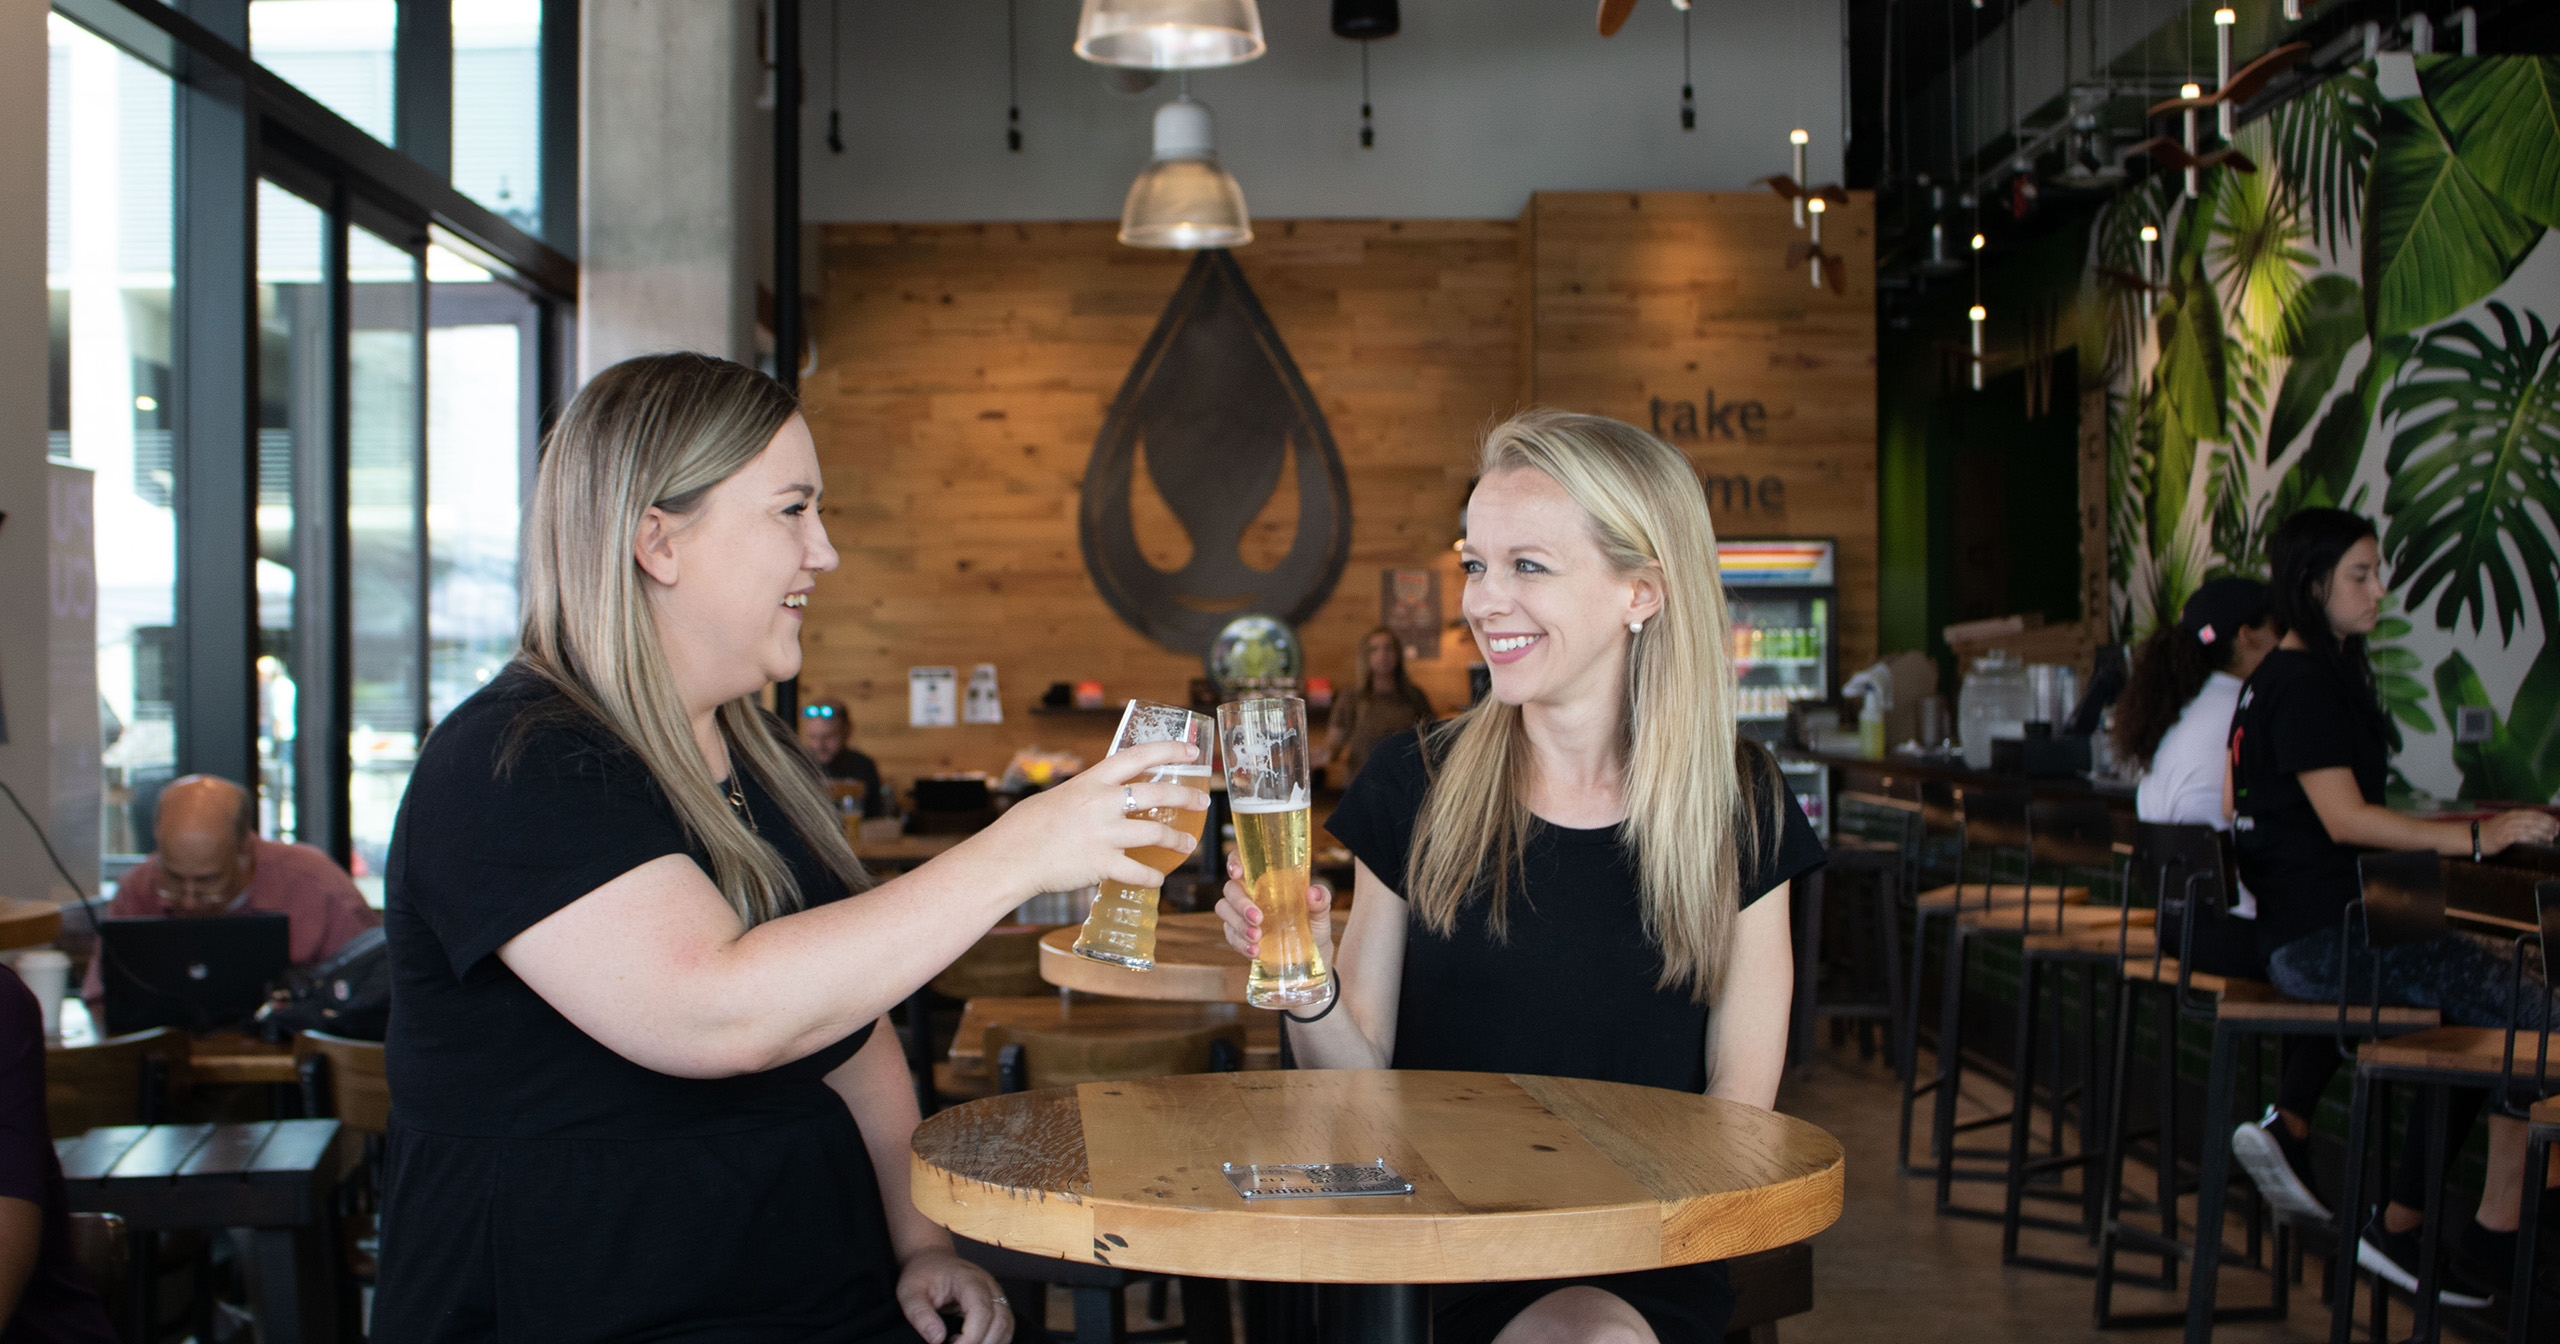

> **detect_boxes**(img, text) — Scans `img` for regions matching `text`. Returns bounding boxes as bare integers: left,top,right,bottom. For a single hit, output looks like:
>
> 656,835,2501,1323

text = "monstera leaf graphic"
2265,274,2366,463
2363,93,2545,339
2206,131,2317,347
2274,64,2379,256
2421,55,2560,229
2433,644,2560,802
2379,303,2560,642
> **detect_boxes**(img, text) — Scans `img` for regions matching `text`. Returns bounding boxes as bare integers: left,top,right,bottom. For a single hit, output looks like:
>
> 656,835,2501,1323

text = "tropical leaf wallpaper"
2094,53,2560,803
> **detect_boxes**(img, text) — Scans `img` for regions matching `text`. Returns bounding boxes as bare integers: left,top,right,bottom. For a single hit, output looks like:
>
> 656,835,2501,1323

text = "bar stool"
1792,770,1916,1074
1998,796,2147,1274
1927,789,2121,1214
2516,1093,2559,1343
2094,823,2302,1329
2327,864,2559,1344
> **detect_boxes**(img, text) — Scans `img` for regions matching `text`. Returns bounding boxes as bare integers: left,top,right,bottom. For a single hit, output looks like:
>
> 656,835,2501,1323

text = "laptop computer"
97,913,292,1036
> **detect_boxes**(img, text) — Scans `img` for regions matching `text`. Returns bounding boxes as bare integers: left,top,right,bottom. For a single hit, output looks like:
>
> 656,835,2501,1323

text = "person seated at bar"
375,353,1201,1344
1316,626,1436,785
2110,577,2277,977
2227,506,2560,1306
799,697,888,818
1219,409,1825,1344
80,774,379,1008
1,964,120,1344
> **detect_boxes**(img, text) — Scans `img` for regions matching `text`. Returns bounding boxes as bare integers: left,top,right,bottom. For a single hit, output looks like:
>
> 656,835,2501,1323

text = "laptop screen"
97,914,292,1036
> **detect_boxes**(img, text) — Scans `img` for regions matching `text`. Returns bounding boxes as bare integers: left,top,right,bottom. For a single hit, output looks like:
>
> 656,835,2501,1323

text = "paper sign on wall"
963,664,1003,724
908,667,958,727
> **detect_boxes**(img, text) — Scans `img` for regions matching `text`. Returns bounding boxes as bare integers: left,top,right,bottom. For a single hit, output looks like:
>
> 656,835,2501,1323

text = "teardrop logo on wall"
1080,249,1353,656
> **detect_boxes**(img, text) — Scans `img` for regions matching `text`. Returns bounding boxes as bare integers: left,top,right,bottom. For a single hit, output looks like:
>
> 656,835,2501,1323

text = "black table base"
1319,1283,1432,1344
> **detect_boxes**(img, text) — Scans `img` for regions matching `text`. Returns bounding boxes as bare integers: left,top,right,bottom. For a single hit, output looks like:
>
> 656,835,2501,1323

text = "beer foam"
1230,793,1310,813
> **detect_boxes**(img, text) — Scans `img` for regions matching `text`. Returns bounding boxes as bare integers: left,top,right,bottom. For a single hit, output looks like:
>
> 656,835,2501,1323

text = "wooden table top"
1037,913,1248,1002
0,897,63,951
909,1069,1844,1284
2534,1095,2559,1127
947,996,1281,1078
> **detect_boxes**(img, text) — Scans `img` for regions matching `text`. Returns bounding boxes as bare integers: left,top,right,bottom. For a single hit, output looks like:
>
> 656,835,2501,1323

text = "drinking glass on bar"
1069,701,1214,970
1216,697,1331,1008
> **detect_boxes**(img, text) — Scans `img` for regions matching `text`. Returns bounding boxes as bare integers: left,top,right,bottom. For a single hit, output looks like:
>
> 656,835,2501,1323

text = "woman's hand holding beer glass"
1071,703,1216,969
965,737,1208,901
1215,698,1333,1008
1214,860,1336,982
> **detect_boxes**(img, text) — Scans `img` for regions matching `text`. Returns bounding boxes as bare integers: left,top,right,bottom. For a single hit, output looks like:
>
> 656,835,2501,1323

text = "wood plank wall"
798,220,1515,785
800,199,1878,794
1526,192,1879,674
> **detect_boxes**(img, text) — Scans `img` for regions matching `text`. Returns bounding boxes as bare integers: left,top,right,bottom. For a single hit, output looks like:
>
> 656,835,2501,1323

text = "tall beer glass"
1070,701,1214,969
1216,697,1331,1008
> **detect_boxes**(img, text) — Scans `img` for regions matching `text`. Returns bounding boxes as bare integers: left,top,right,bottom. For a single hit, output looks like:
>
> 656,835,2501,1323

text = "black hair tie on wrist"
1283,991,1339,1025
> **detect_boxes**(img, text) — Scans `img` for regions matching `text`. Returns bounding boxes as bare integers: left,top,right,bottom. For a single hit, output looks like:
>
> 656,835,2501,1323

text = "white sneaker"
2230,1118,2329,1222
2355,1215,2494,1310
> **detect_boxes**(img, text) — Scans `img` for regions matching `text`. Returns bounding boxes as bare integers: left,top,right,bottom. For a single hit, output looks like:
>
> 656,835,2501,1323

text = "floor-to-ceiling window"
45,13,176,859
47,0,570,885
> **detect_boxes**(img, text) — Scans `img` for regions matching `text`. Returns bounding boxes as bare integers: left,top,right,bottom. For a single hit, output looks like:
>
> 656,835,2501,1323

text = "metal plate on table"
1222,1160,1413,1200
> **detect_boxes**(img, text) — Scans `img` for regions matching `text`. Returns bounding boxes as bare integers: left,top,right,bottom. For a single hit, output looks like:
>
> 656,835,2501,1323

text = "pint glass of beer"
1216,697,1331,1008
1069,701,1214,969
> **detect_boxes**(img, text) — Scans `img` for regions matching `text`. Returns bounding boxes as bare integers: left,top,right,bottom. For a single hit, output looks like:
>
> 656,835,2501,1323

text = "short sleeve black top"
1324,729,1827,1093
2229,648,2391,953
374,666,912,1344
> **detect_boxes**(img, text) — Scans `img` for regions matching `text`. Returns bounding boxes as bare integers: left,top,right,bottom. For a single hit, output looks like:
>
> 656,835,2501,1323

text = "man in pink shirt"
81,775,379,1006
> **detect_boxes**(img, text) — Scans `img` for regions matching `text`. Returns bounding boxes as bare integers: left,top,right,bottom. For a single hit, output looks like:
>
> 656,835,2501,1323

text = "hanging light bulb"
1120,97,1253,249
2138,224,2159,318
2180,83,2202,199
1790,129,1810,226
2213,9,2236,140
1075,0,1265,70
1970,231,1985,251
1807,197,1827,290
1968,305,1987,391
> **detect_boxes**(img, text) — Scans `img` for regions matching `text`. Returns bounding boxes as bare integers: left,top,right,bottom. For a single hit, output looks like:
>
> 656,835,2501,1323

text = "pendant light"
1075,0,1265,70
1789,129,1809,226
1968,305,1987,390
1120,96,1252,249
1332,0,1397,149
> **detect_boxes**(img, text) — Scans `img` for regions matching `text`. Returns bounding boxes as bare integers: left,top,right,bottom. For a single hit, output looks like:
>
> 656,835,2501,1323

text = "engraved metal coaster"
1222,1160,1413,1200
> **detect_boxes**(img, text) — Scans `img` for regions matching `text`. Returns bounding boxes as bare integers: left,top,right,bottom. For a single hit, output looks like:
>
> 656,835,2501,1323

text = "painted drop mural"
2093,52,2560,804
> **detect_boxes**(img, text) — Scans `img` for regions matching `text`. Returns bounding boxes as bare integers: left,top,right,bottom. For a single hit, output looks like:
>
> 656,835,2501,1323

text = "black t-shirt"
0,970,119,1344
375,666,912,1344
1324,729,1827,1093
2230,648,2391,953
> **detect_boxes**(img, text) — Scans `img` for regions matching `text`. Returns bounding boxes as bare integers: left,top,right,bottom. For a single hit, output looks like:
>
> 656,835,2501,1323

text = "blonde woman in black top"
1219,411,1825,1344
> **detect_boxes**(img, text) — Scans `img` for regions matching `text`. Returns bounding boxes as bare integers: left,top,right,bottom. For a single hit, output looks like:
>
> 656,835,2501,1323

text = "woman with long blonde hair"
1219,409,1823,1344
376,354,1204,1344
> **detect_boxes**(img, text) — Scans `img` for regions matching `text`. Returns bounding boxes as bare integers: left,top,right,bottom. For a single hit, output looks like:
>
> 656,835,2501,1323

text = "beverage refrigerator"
1718,539,1838,835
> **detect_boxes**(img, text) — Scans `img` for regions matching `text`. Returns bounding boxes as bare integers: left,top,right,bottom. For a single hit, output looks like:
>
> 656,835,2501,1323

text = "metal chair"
2517,1090,2559,1344
1791,770,1915,1075
1997,796,2146,1275
2327,863,2559,1344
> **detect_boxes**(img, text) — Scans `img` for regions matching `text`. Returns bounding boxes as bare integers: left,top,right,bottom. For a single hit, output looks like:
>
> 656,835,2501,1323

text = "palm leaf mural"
2274,65,2378,257
2421,55,2560,229
2265,274,2365,463
2433,644,2560,802
2379,303,2560,642
2368,604,2433,747
2363,91,2544,340
2206,125,2317,349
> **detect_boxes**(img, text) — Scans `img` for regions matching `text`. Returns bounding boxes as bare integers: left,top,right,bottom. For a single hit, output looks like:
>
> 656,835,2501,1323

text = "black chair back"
2028,795,2124,937
1956,787,2033,915
2496,878,2560,1113
2132,821,2231,1010
2341,850,2452,1057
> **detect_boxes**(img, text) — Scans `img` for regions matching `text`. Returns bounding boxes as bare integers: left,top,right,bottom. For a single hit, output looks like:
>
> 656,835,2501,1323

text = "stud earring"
1629,620,1645,634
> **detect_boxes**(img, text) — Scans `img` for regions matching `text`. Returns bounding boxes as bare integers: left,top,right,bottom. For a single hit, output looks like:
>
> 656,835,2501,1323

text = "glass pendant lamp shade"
1075,0,1266,70
1120,98,1252,249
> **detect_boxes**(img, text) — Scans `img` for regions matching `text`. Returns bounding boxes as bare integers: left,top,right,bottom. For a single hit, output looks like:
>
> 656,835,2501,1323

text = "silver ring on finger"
992,1296,1010,1307
1124,785,1135,812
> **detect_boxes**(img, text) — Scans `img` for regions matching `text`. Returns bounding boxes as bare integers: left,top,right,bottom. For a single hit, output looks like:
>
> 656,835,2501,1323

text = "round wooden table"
1037,911,1248,1002
0,897,64,952
910,1069,1844,1342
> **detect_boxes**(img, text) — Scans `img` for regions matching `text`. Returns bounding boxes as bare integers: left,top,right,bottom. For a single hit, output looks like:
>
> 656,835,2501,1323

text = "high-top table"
1037,912,1250,1002
0,896,63,951
909,1069,1844,1343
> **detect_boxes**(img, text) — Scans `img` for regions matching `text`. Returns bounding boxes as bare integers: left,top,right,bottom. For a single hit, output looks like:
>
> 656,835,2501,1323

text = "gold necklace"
726,774,757,832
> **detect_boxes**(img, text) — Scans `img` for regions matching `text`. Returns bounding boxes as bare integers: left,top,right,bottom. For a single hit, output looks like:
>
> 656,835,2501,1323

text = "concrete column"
0,0,66,899
578,0,761,379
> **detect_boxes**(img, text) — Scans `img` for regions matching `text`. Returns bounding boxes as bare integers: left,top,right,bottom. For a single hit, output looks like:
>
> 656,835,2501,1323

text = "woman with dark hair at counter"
2226,506,2560,1306
2110,577,2277,976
